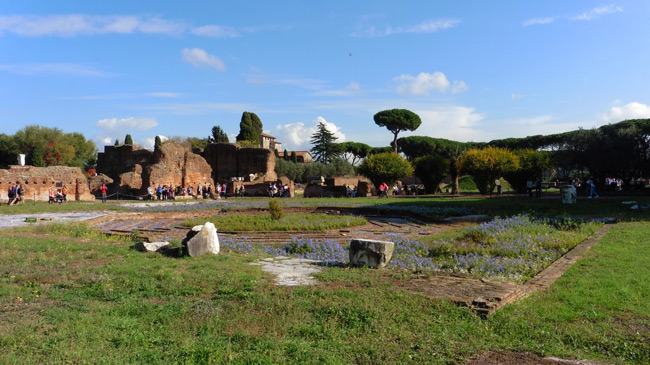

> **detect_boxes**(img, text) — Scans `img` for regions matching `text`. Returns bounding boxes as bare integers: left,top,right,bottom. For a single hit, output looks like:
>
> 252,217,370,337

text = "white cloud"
395,72,450,95
523,5,622,26
572,5,623,21
346,82,360,91
451,80,468,94
192,25,239,38
96,117,159,133
511,93,523,100
351,18,460,37
274,116,346,150
145,92,181,98
0,63,110,77
0,14,185,36
181,48,226,71
314,82,362,96
523,17,557,26
410,106,486,141
601,102,650,123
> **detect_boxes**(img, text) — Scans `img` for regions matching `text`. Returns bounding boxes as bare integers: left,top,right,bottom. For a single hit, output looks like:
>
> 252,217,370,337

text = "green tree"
283,149,289,161
124,134,133,146
0,133,19,168
368,146,394,155
12,125,95,168
291,151,297,163
208,125,229,143
154,136,163,150
275,158,354,183
502,149,552,193
459,147,519,195
114,139,119,146
357,152,413,189
340,141,372,165
413,154,450,194
61,132,97,170
310,121,343,163
236,111,263,145
373,109,422,153
274,148,280,158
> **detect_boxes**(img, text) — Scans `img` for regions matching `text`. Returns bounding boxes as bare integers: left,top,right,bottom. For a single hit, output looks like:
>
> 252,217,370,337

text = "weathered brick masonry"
0,165,94,201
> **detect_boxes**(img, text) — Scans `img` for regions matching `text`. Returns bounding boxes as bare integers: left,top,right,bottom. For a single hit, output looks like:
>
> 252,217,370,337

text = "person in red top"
100,183,107,203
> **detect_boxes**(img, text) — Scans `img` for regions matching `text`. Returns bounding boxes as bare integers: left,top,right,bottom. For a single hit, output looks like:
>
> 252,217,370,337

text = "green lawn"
1,221,648,363
184,213,367,231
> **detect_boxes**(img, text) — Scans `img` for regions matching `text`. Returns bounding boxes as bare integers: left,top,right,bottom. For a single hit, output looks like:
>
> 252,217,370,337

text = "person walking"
587,178,599,198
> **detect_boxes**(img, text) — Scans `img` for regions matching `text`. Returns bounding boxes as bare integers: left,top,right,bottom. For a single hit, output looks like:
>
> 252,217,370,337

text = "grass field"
1,218,649,363
183,213,367,231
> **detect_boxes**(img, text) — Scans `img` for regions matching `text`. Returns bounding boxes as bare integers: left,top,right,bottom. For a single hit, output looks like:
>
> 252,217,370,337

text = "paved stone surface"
249,256,322,286
0,212,109,229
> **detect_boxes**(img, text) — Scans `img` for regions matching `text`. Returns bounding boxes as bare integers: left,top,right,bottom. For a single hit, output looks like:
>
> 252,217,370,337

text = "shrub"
459,147,519,194
357,152,413,189
269,200,284,220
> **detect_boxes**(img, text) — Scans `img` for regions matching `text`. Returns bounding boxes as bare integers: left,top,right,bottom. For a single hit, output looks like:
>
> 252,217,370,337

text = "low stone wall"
0,165,95,201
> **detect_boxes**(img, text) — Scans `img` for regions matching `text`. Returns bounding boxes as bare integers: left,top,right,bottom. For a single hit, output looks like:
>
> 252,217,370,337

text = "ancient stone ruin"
95,142,278,196
0,165,95,202
304,176,375,198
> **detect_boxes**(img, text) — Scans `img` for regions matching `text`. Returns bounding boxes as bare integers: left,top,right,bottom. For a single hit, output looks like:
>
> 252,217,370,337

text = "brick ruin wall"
96,142,276,195
0,166,95,201
201,143,277,183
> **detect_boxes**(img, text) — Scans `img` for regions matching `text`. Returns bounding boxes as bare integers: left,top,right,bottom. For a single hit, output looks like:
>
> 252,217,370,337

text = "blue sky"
1,1,649,151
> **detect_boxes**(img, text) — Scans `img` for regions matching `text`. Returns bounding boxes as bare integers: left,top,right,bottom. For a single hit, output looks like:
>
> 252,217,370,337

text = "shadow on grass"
129,244,184,258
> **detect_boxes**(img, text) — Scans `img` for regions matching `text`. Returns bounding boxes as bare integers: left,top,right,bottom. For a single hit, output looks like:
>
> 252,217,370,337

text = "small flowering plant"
218,214,601,283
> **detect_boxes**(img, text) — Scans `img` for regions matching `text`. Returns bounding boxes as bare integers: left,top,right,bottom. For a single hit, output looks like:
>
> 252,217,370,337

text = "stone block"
182,222,220,257
349,239,394,268
133,241,170,252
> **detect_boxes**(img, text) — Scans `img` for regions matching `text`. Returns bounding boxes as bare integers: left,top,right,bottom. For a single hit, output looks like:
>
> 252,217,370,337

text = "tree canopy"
1,125,96,169
236,112,263,145
413,154,449,194
208,125,229,143
459,147,519,194
502,149,552,193
310,121,342,163
373,109,422,153
339,141,372,165
357,152,413,189
124,134,133,146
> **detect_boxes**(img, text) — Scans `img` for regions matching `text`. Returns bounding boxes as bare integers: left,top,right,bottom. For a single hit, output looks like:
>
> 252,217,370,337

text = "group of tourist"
526,178,543,198
268,182,290,197
7,184,24,205
148,182,232,201
346,185,358,197
47,185,69,204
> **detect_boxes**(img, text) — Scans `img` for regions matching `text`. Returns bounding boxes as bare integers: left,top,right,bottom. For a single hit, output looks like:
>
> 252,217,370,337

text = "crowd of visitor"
268,182,290,197
7,184,24,205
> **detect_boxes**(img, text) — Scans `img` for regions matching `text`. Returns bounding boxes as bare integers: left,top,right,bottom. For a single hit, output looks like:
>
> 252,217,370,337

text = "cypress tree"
236,111,263,144
154,136,162,150
124,134,133,146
